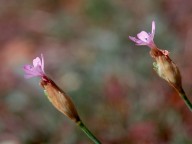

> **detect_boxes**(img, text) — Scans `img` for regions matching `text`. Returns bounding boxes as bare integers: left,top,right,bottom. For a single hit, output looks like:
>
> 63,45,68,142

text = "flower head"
129,21,182,92
23,54,45,79
129,21,156,48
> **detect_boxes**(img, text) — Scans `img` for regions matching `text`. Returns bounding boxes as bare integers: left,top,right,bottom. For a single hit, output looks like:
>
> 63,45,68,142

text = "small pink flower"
23,54,45,79
129,21,156,48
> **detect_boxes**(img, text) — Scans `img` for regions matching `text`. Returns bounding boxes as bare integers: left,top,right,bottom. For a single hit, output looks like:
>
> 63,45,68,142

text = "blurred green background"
1,0,192,143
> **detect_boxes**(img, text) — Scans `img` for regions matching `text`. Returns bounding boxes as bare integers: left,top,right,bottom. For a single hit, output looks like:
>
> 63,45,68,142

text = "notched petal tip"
129,36,137,41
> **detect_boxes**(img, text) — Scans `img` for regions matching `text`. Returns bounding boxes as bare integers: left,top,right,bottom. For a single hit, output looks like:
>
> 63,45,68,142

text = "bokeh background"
1,0,192,143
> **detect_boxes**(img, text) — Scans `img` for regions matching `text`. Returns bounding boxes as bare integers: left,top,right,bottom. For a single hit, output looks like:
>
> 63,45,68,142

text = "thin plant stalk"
178,88,192,112
77,121,101,144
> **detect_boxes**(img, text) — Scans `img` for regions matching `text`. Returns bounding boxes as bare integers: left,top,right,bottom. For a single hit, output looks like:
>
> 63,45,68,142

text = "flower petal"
129,21,156,48
23,65,37,75
33,57,41,67
41,54,45,73
129,36,148,45
23,66,41,76
23,54,46,79
151,21,155,39
137,31,150,42
129,36,140,43
34,65,44,75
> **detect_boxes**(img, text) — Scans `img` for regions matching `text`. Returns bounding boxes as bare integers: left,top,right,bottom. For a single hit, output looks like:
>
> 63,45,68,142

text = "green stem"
77,121,101,144
178,88,192,112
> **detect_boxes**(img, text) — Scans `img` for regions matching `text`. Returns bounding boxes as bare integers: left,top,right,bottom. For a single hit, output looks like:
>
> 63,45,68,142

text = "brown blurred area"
0,0,192,143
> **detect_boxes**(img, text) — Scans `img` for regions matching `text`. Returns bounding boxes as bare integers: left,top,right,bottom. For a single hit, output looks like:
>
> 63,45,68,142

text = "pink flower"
129,21,183,93
129,21,156,48
23,54,45,79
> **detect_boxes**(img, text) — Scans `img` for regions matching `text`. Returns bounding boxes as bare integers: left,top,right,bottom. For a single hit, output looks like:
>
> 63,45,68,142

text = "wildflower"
129,21,192,111
23,54,45,79
129,21,182,92
23,54,80,122
23,54,101,143
129,21,156,48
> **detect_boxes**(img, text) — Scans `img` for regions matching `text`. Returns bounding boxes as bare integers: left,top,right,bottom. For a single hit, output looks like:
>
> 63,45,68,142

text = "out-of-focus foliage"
0,0,192,143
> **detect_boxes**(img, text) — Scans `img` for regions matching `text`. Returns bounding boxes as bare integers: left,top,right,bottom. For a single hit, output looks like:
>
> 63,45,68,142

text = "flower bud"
152,50,182,92
40,76,81,123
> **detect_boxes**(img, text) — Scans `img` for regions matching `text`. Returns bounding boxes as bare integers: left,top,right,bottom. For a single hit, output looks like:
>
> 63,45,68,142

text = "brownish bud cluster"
40,76,81,123
150,47,182,93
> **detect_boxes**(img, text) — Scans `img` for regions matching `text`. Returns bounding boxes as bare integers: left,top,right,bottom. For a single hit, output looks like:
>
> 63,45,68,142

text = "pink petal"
129,36,147,45
34,65,44,75
33,57,41,67
23,65,37,75
41,54,45,72
137,31,150,42
23,65,33,70
151,21,155,39
23,54,46,79
129,36,140,43
23,67,40,76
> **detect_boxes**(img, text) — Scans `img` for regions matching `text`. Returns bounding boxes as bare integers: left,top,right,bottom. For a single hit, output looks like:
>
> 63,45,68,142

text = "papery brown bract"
40,76,81,123
150,47,182,92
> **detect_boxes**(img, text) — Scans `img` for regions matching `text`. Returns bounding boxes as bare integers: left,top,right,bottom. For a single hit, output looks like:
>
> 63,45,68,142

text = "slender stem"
178,88,192,112
77,121,101,144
